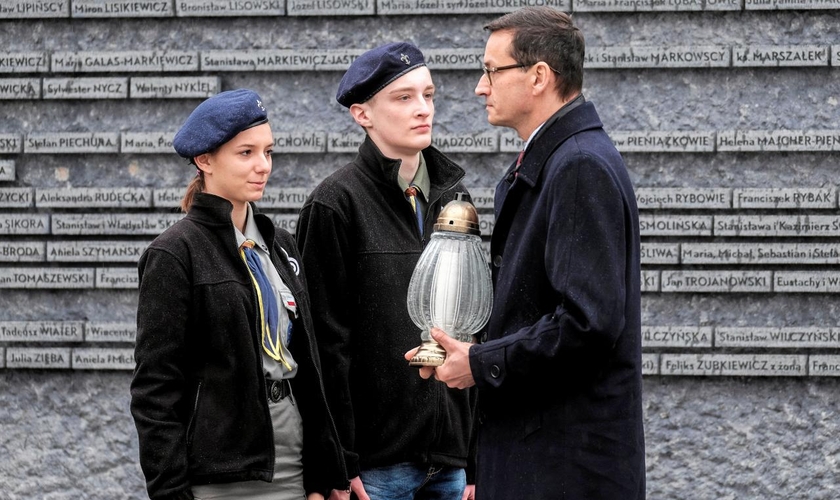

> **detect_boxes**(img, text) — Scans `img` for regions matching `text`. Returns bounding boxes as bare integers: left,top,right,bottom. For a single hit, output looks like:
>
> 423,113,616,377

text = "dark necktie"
405,185,424,237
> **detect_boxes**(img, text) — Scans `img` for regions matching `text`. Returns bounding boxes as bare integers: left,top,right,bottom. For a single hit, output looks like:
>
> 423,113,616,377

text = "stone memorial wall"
1,2,839,498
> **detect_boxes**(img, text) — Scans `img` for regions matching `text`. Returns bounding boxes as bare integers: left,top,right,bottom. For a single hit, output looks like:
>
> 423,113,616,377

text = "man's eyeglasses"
481,64,530,85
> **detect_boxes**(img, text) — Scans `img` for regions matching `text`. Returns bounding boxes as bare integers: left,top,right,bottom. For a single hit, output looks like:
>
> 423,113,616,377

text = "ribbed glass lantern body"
407,231,493,343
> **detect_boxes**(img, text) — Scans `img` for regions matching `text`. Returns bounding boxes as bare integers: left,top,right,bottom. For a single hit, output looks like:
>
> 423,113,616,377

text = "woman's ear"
350,103,373,129
194,153,212,174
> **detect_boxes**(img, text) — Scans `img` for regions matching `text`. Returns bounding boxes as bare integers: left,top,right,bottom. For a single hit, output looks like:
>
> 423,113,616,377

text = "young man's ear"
350,102,373,129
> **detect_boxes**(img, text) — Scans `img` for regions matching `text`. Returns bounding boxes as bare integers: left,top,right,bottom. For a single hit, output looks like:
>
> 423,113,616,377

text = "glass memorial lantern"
407,193,493,367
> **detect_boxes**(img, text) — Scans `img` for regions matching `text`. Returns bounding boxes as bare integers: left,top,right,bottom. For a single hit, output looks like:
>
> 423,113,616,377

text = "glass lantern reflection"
407,194,493,367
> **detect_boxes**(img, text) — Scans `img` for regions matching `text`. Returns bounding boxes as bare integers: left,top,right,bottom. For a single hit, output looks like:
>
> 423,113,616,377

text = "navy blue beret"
336,42,426,108
173,89,268,159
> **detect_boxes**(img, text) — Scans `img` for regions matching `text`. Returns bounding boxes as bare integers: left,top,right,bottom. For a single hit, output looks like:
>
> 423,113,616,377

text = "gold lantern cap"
433,192,480,235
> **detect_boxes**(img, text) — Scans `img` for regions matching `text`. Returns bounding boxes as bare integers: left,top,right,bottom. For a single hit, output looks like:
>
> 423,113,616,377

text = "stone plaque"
834,46,840,66
774,272,840,293
585,46,730,68
470,188,495,210
660,354,807,376
0,52,50,73
176,0,284,16
200,50,361,71
288,0,373,15
85,322,136,342
746,0,840,7
0,348,4,368
377,0,569,14
96,268,139,288
328,133,365,153
660,271,773,292
71,0,173,16
714,215,840,237
267,214,299,234
0,160,14,181
0,188,34,208
499,131,525,153
51,213,182,235
642,325,713,348
0,0,69,17
639,215,713,236
641,243,680,264
130,76,219,98
423,49,484,70
479,216,494,237
25,133,120,153
734,45,829,67
259,188,311,209
72,348,135,370
611,131,716,152
641,270,660,292
36,187,152,208
0,321,84,342
733,187,835,208
273,132,327,153
0,241,46,262
575,0,738,11
6,348,72,369
717,130,840,151
641,354,658,375
122,132,174,153
43,77,128,99
153,188,183,207
51,51,199,72
809,355,840,376
717,327,840,348
0,214,50,235
636,188,730,209
0,134,23,153
0,78,41,99
682,243,840,265
46,241,150,262
433,133,498,153
0,268,95,288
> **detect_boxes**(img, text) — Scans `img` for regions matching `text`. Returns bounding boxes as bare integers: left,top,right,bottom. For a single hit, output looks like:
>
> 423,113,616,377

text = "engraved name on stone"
328,133,365,153
96,268,139,289
6,348,72,369
499,131,525,153
0,160,14,181
0,241,46,262
258,188,311,209
718,130,840,151
640,243,680,264
43,77,128,99
612,131,716,153
642,325,713,348
746,0,840,8
51,213,182,235
0,188,34,208
377,0,569,14
661,271,773,292
268,214,299,234
585,46,730,68
153,188,183,207
433,133,498,153
423,49,483,70
734,45,829,67
130,76,219,98
288,0,372,15
0,214,50,235
717,327,840,349
636,188,730,209
639,215,713,236
122,132,174,153
72,348,135,370
51,51,199,72
714,215,840,237
37,188,152,208
575,0,738,11
0,268,94,288
0,0,69,18
200,50,362,71
641,270,660,292
809,355,840,376
0,321,84,342
0,134,23,153
0,52,50,73
774,271,840,293
176,0,284,16
733,188,836,209
85,322,136,343
0,78,41,99
470,188,495,210
273,132,327,153
641,353,658,375
660,354,807,376
479,216,494,237
682,243,840,265
25,133,120,153
834,46,840,66
72,0,173,17
47,241,150,262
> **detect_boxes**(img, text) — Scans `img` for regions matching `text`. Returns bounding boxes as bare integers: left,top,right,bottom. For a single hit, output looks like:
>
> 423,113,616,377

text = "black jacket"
131,193,347,500
296,136,477,480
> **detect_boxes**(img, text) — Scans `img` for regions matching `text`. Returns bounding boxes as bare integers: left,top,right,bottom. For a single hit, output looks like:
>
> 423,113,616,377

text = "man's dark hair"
484,7,584,100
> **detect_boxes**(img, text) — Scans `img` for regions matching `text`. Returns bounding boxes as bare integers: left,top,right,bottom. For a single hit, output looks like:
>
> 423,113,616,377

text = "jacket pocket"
185,381,203,448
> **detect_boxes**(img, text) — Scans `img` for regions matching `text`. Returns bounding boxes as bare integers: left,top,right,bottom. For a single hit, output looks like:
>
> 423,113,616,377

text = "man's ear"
194,153,212,174
531,62,556,96
350,103,373,128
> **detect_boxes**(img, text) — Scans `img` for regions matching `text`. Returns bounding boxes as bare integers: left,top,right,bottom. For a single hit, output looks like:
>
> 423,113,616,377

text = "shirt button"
490,365,501,378
492,255,502,267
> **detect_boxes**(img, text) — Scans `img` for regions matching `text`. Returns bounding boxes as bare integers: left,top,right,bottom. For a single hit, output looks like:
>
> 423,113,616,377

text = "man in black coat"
410,8,646,499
